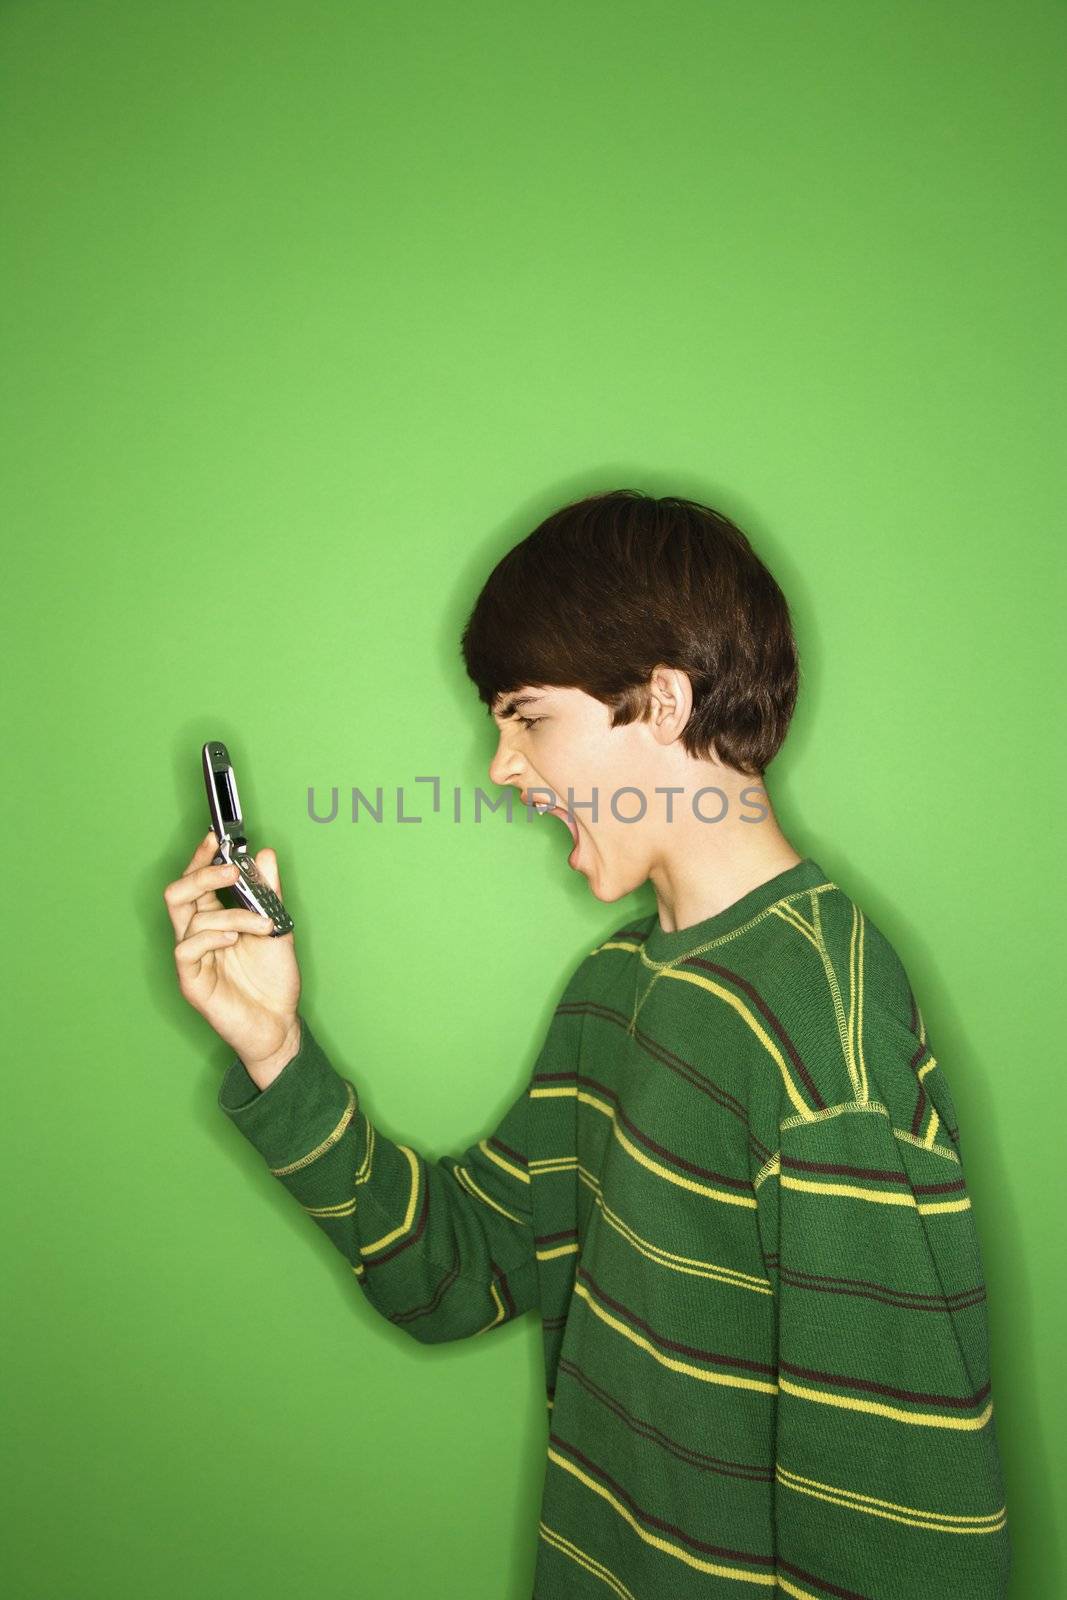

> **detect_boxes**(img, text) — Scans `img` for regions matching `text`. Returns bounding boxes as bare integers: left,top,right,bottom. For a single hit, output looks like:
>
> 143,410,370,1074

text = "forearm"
218,1014,538,1343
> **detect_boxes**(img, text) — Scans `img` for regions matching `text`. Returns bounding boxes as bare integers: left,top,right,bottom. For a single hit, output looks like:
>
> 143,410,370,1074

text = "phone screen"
213,768,239,824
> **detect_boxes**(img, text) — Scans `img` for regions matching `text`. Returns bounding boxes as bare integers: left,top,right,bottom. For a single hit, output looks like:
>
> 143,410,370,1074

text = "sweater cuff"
217,1016,356,1172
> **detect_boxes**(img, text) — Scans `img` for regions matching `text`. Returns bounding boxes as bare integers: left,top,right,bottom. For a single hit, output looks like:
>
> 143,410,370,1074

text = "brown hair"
460,489,799,776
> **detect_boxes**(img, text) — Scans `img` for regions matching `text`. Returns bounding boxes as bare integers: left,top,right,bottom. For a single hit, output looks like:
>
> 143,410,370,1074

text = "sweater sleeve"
760,1101,1011,1599
217,1014,538,1344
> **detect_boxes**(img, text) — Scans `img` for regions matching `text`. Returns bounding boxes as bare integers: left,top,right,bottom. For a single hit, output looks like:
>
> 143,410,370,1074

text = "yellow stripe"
855,906,869,1102
577,1163,772,1293
753,1153,779,1192
530,1083,758,1209
769,901,820,951
776,1465,1006,1533
538,1522,639,1600
360,1144,420,1254
848,904,859,1097
452,1163,525,1226
625,886,837,1034
530,1155,579,1175
537,1240,581,1262
573,1279,777,1395
780,1099,888,1132
269,1081,357,1176
893,1124,960,1165
303,1198,356,1217
474,1278,506,1335
778,1374,993,1431
355,1116,374,1184
591,938,643,957
811,891,860,1102
636,883,837,970
478,1137,530,1185
656,966,814,1121
530,1084,580,1099
777,1577,826,1599
578,1086,758,1208
780,1173,971,1215
777,1099,960,1166
547,1448,776,1586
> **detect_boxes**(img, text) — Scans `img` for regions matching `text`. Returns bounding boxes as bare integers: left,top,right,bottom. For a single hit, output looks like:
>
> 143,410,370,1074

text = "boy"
165,489,1010,1598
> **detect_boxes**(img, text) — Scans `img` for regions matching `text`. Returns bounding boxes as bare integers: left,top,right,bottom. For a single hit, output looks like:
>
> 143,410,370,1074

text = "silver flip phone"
202,741,294,936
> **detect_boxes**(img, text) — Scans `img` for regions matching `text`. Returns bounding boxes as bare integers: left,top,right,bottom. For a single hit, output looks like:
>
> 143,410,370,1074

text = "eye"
516,715,543,730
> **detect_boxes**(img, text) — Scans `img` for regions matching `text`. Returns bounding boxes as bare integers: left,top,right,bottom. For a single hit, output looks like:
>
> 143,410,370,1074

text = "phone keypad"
230,852,294,934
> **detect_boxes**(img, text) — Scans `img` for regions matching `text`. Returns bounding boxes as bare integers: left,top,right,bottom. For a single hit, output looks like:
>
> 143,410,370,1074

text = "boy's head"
460,489,799,902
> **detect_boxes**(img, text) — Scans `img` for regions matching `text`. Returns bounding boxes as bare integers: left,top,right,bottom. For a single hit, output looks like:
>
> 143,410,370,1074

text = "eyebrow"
489,692,546,722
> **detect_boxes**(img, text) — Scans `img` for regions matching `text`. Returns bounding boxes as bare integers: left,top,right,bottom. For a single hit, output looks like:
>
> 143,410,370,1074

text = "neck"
645,771,802,933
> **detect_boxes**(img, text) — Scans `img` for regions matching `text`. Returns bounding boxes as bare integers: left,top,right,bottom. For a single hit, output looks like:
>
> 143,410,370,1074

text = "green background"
3,2,1063,1595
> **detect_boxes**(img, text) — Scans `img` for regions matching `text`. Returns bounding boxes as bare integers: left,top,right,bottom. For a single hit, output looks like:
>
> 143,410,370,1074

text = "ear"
645,665,692,744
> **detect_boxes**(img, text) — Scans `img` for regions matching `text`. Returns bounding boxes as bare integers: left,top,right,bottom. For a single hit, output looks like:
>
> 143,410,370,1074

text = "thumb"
256,846,282,898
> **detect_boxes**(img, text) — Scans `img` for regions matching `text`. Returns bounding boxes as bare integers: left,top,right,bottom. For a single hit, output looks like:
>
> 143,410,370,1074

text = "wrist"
241,1017,302,1092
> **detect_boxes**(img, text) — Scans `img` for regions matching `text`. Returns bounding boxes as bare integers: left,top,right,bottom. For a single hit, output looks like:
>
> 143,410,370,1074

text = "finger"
174,926,241,976
187,906,276,938
255,847,282,899
163,860,240,942
182,829,222,876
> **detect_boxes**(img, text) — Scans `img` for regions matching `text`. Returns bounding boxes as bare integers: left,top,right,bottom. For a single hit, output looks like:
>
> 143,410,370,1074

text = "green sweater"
218,856,1011,1598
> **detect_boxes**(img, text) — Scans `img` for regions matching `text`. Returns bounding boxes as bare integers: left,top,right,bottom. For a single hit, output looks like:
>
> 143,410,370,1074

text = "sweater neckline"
641,857,830,962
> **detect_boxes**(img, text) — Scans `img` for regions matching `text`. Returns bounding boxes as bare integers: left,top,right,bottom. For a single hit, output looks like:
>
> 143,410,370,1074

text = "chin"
582,859,645,904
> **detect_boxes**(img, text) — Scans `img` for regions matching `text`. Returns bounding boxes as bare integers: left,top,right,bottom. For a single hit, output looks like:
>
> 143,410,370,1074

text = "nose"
488,726,524,791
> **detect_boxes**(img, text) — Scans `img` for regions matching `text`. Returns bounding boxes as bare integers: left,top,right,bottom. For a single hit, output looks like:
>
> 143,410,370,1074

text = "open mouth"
540,804,580,848
525,794,581,851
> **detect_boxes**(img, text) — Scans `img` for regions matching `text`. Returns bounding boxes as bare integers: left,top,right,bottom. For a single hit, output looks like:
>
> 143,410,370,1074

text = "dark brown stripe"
682,956,827,1111
536,1228,579,1247
362,1166,430,1269
389,1237,460,1325
782,1155,910,1184
558,1001,750,1121
578,1072,753,1192
549,1432,774,1569
910,1078,927,1137
489,1134,527,1169
777,1557,873,1600
782,1154,967,1197
557,1356,772,1483
556,999,774,1164
491,1257,517,1320
578,1266,776,1378
779,1358,991,1411
907,987,931,1135
778,1265,987,1313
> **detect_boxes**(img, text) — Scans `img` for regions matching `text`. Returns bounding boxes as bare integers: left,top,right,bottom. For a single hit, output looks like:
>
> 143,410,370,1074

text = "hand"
164,830,302,1088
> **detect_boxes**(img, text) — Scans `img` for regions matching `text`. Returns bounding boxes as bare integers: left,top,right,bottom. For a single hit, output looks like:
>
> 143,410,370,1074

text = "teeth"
534,802,554,812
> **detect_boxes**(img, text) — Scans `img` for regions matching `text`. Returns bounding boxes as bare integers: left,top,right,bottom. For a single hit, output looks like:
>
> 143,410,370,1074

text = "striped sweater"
217,856,1011,1598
